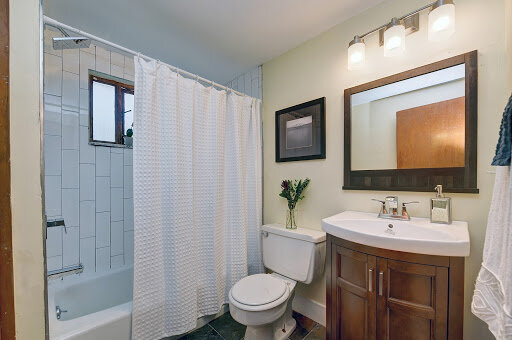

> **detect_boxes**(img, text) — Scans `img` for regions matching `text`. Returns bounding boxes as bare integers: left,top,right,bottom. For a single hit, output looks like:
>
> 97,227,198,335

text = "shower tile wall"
224,65,262,99
43,27,134,274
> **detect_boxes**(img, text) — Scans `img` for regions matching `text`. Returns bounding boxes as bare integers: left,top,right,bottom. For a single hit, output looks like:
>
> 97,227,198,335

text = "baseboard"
292,294,326,326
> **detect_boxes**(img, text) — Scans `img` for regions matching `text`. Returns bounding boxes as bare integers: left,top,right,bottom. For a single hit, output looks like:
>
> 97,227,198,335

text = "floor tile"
209,312,246,340
292,311,317,332
304,324,326,340
289,324,311,340
178,324,223,340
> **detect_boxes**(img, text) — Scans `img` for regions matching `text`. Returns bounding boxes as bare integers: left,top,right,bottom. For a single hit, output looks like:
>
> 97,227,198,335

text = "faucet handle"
401,201,419,219
371,199,387,215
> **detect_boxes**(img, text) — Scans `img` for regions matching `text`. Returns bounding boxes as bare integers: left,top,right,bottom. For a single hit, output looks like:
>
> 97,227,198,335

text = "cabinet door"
376,258,448,340
332,246,376,340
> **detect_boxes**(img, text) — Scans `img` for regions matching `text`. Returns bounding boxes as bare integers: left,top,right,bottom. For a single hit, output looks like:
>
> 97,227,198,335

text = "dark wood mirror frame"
343,51,478,193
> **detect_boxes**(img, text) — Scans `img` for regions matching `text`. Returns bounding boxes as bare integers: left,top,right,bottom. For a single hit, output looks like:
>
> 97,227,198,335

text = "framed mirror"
343,51,478,193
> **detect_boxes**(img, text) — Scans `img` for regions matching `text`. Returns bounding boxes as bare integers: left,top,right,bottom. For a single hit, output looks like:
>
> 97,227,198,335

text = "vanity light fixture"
428,0,456,41
383,18,406,57
347,36,366,70
347,0,456,69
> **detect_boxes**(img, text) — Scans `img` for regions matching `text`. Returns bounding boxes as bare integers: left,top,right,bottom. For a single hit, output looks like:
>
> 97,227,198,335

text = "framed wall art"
275,97,326,162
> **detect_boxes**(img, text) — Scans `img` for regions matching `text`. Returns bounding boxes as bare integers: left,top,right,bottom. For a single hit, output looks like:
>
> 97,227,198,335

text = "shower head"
52,36,91,50
51,26,90,50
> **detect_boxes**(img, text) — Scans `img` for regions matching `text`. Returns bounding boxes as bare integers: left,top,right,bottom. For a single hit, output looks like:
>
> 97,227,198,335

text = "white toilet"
229,224,326,340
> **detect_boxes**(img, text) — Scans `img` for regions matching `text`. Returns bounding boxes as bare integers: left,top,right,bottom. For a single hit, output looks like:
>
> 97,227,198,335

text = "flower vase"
286,208,297,229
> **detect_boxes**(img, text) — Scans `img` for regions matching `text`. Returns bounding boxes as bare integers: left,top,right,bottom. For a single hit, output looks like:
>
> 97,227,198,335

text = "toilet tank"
261,224,326,284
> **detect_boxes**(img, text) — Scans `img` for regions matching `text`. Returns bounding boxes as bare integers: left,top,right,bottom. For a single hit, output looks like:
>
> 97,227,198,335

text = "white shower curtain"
131,57,263,340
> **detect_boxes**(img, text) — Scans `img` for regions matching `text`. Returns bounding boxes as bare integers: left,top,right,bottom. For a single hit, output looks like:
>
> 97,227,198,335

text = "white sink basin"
322,211,470,257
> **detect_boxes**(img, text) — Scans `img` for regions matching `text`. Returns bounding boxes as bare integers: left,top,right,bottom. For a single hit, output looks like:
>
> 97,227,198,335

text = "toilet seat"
229,274,291,312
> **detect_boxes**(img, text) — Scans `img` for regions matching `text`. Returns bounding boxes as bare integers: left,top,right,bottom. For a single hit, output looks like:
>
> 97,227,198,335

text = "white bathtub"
48,266,133,340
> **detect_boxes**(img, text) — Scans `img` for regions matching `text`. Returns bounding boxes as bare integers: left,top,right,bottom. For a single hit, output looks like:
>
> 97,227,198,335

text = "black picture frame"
275,97,326,162
343,51,478,193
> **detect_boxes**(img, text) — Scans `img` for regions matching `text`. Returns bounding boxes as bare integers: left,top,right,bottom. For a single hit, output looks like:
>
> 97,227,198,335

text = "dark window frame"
89,73,134,145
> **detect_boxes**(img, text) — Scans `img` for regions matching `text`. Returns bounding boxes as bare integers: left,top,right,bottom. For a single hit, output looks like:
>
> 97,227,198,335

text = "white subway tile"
62,227,80,267
96,212,110,248
44,135,62,176
79,201,95,238
111,64,123,78
79,164,95,201
124,231,134,265
96,47,110,74
111,52,125,67
62,110,79,150
62,150,79,188
46,225,63,257
79,126,95,163
123,73,134,82
110,188,123,221
44,94,62,136
110,152,123,188
80,43,95,55
80,237,95,273
123,166,133,198
79,51,95,89
47,256,63,271
123,148,133,166
62,189,79,227
62,71,80,112
123,198,134,231
79,89,89,126
63,48,79,74
44,53,62,96
124,56,134,75
45,176,62,217
111,221,124,256
111,255,124,269
44,27,63,56
96,177,111,212
96,247,110,272
95,147,110,177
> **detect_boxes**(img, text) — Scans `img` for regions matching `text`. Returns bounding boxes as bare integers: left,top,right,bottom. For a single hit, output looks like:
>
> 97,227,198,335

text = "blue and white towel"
472,93,512,339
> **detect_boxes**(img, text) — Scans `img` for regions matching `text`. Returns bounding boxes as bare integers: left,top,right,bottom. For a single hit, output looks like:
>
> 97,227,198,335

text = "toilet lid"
231,274,287,306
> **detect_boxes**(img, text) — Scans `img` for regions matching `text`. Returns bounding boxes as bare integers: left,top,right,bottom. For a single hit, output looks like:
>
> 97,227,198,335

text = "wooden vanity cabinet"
326,235,464,340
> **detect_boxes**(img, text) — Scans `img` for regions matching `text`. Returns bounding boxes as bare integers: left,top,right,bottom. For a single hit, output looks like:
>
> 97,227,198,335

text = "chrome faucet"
56,306,67,320
372,196,419,220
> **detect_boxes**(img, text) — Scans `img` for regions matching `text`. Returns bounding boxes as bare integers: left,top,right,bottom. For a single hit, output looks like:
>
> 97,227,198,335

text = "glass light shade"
384,23,405,57
428,3,455,41
348,41,365,70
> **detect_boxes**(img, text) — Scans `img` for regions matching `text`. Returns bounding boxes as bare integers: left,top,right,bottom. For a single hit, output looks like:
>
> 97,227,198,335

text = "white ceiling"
44,0,385,84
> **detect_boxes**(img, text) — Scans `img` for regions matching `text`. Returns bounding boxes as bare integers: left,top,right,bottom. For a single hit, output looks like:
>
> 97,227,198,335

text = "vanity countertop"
322,210,470,257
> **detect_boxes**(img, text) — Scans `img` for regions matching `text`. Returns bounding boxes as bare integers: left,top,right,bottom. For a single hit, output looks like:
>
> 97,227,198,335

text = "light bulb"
428,0,455,41
348,36,365,70
384,19,405,57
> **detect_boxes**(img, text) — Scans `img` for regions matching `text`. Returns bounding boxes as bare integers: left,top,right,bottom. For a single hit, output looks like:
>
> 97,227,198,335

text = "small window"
89,74,134,145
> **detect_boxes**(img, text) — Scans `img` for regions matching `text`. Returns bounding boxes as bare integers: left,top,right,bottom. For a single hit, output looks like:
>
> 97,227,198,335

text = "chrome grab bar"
47,263,84,280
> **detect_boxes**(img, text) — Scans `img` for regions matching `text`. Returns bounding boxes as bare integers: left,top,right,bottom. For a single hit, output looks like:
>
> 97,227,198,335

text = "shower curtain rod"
43,16,247,97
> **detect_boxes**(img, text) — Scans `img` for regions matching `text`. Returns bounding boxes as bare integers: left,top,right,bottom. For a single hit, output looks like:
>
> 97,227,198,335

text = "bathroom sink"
322,211,469,256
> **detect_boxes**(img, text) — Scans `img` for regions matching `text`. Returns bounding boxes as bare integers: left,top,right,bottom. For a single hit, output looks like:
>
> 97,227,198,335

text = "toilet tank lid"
261,224,326,243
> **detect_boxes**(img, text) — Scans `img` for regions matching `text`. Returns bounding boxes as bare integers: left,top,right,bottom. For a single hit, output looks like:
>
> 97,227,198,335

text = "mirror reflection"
351,64,465,171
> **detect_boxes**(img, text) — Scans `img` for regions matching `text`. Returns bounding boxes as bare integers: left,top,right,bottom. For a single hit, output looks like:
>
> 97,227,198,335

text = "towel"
472,94,512,339
492,94,512,166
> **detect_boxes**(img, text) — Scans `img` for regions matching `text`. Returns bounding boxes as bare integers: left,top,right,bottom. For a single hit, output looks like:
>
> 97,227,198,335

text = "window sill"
89,141,132,149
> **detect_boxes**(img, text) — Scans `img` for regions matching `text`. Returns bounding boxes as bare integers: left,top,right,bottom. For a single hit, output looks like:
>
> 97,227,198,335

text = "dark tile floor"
178,311,325,340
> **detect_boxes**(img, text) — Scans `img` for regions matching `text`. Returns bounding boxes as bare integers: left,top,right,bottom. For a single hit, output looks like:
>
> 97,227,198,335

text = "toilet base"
243,291,296,340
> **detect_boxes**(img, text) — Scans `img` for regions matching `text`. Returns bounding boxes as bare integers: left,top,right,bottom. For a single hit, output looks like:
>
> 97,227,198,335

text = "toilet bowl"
229,273,297,340
229,224,326,340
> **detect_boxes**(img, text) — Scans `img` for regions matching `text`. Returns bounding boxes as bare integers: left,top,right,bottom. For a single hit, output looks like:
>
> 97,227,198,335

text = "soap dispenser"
430,185,452,224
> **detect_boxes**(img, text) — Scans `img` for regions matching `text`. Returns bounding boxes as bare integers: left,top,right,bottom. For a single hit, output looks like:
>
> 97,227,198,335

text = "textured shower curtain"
131,57,263,340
